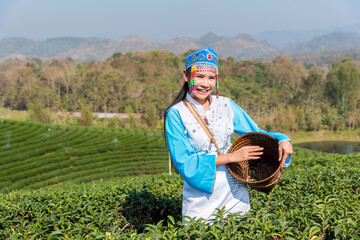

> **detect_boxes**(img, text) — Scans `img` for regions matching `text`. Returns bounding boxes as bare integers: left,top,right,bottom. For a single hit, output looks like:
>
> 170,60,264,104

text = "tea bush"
0,119,168,193
0,148,359,239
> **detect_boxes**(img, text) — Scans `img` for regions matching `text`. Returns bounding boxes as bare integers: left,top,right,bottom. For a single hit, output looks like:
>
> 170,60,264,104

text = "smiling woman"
163,47,293,223
183,68,217,109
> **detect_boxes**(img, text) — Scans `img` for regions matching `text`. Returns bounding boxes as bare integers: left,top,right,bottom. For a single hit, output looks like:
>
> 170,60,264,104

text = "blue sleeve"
165,108,216,194
229,99,292,167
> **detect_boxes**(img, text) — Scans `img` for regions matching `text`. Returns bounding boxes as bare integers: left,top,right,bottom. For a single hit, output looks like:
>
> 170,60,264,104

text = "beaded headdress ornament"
185,47,219,96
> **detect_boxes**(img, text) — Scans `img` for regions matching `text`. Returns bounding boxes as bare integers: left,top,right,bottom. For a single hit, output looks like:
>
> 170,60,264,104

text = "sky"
0,0,360,41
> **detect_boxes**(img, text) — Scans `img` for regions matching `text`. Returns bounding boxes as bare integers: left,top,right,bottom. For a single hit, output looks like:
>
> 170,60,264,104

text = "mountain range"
254,23,360,48
1,30,360,62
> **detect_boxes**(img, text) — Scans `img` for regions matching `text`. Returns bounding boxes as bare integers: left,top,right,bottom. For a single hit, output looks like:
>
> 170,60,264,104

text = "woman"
164,47,293,222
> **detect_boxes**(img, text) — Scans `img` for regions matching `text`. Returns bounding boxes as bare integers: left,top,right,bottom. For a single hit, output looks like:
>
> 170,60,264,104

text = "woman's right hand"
216,146,263,166
229,146,263,163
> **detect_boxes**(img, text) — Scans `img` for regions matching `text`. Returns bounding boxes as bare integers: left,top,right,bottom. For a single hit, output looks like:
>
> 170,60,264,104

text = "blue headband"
185,47,218,70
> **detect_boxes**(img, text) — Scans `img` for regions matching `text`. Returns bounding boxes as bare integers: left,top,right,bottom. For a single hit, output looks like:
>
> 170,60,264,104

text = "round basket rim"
227,132,282,185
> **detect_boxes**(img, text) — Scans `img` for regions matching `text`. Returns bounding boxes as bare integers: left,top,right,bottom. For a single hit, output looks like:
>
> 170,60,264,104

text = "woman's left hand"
278,141,293,167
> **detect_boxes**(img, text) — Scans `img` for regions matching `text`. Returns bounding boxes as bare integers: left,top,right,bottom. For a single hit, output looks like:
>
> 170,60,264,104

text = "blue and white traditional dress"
165,93,291,221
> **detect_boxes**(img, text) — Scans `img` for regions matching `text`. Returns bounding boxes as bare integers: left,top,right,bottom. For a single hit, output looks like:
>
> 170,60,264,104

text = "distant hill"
0,33,277,62
0,37,89,59
1,30,360,62
254,23,360,48
210,34,277,60
60,36,161,61
260,49,360,68
281,32,360,54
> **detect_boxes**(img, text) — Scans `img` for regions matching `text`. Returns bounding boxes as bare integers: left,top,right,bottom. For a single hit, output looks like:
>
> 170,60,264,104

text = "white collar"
185,93,214,114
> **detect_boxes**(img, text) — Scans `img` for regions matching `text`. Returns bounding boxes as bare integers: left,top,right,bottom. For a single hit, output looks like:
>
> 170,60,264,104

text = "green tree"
145,102,158,129
300,66,325,112
112,52,122,59
325,58,359,128
125,106,136,128
29,99,52,123
79,104,93,126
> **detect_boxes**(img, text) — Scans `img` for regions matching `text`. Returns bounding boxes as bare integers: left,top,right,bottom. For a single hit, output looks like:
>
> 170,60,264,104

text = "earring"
189,65,197,94
216,69,219,97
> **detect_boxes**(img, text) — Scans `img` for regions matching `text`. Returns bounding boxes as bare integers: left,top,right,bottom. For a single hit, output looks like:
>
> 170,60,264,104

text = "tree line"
0,50,359,132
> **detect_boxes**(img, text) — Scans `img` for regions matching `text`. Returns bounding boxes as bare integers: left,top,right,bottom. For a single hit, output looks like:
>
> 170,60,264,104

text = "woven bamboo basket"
227,132,283,194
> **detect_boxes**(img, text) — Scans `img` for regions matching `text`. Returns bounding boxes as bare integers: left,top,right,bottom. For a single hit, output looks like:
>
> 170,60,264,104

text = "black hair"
163,69,191,137
163,70,191,174
164,69,191,118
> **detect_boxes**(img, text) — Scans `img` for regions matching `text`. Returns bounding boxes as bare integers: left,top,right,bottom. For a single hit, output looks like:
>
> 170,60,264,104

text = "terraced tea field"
1,119,359,239
0,148,359,239
0,119,168,192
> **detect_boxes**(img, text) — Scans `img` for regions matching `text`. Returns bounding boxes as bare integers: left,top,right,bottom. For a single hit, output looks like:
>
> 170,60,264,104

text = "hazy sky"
1,0,360,41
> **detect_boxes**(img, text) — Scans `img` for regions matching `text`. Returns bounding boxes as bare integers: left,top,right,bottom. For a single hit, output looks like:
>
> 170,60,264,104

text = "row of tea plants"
0,119,167,193
0,147,359,239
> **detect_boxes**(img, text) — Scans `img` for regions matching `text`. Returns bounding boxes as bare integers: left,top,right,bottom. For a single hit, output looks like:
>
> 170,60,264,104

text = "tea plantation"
0,119,168,193
0,119,359,239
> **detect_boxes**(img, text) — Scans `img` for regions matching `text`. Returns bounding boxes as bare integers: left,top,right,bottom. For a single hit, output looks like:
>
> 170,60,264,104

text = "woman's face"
183,70,216,105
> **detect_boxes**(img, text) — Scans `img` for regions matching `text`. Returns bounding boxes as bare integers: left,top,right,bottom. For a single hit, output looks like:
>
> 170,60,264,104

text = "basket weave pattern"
227,132,282,194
